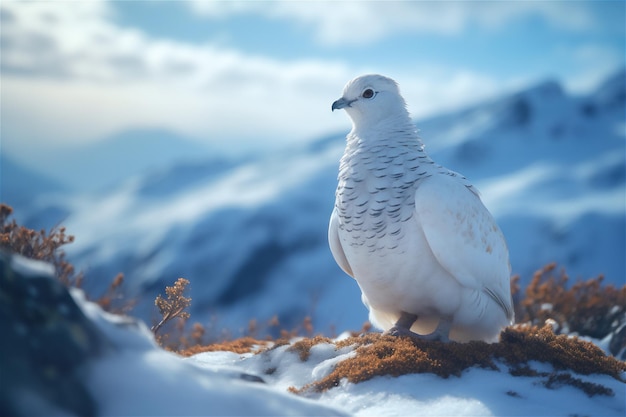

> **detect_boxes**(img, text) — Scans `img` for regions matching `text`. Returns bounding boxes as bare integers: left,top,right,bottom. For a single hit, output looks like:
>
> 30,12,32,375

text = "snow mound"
189,332,626,417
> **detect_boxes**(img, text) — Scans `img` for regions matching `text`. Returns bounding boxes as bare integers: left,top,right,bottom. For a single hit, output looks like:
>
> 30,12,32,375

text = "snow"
88,350,345,417
71,289,346,417
68,285,625,417
10,254,56,279
188,342,626,417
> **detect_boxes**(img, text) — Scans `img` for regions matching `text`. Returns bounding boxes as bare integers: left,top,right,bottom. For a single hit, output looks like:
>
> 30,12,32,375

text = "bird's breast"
334,147,431,251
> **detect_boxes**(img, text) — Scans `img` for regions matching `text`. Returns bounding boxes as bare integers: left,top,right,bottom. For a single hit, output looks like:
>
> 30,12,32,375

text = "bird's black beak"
332,97,354,111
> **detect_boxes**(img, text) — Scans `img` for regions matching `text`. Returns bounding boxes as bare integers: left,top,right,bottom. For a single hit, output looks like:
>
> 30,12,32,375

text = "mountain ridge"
6,69,624,334
5,127,216,192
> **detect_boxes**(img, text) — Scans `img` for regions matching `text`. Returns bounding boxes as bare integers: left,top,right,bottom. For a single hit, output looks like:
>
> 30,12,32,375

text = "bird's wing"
413,174,513,321
328,208,354,278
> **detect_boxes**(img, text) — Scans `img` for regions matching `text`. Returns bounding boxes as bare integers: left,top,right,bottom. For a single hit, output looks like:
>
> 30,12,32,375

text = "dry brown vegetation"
286,324,625,396
1,204,80,286
181,337,271,356
516,263,626,340
152,278,192,334
151,278,193,350
178,320,625,397
0,204,132,313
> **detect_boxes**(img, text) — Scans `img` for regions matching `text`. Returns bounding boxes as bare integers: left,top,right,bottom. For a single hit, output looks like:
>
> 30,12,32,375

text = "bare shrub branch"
152,278,191,336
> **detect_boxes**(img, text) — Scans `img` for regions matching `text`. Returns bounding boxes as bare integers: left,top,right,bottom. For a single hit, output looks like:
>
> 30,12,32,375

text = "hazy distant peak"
589,67,626,110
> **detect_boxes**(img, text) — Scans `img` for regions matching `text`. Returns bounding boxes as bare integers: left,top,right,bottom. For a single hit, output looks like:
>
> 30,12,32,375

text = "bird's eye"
362,89,375,99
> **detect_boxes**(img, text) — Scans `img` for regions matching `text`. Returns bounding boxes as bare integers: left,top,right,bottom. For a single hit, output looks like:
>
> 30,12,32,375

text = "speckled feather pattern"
336,129,477,252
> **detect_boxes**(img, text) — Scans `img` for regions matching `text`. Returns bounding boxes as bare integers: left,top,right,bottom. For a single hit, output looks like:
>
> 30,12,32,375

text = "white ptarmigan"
329,74,514,342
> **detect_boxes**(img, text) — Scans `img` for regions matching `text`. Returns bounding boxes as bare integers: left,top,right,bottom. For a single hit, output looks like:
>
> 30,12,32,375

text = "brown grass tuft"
0,204,133,313
179,337,270,357
152,278,191,336
287,335,334,361
293,324,625,395
497,325,624,376
1,204,80,286
517,263,625,340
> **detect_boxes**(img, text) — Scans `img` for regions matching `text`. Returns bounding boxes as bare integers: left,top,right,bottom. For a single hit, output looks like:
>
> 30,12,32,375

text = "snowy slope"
5,254,623,417
42,297,626,417
15,69,626,335
190,341,625,417
78,293,348,417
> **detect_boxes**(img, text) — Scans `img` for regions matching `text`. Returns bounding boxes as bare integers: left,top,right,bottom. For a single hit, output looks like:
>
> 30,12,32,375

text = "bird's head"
332,74,410,129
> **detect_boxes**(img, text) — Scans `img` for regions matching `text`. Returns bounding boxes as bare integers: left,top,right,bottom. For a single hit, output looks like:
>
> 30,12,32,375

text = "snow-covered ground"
79,274,626,417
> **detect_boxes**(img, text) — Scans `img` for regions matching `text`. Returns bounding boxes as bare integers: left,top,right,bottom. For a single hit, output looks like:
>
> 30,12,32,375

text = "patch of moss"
496,325,622,376
518,263,626,343
287,335,333,361
543,372,615,397
179,337,270,356
294,324,625,395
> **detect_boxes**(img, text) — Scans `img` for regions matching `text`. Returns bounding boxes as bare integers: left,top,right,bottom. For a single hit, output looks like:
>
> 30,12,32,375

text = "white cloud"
3,0,613,161
564,43,626,93
393,68,514,121
1,0,517,158
188,0,597,45
0,1,354,153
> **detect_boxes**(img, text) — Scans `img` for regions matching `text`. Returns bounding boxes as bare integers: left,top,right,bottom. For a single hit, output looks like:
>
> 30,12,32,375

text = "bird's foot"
384,326,449,342
384,325,417,338
384,317,452,343
418,329,450,343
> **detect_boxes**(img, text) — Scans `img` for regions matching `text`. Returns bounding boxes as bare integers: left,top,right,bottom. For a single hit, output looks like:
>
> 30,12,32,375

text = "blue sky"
2,1,624,161
114,1,624,76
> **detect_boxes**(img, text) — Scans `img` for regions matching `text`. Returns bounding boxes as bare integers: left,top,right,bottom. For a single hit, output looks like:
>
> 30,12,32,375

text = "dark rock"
0,251,111,416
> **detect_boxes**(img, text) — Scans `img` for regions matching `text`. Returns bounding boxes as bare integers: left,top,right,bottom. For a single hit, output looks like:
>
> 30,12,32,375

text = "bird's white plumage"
329,74,514,342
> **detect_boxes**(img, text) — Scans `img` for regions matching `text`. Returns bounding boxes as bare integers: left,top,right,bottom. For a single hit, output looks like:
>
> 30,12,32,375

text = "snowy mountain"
7,128,216,192
11,69,626,334
0,154,67,200
1,154,67,208
0,155,73,231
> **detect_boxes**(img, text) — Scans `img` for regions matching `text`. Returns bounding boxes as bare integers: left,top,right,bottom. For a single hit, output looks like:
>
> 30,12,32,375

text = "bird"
328,74,514,343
